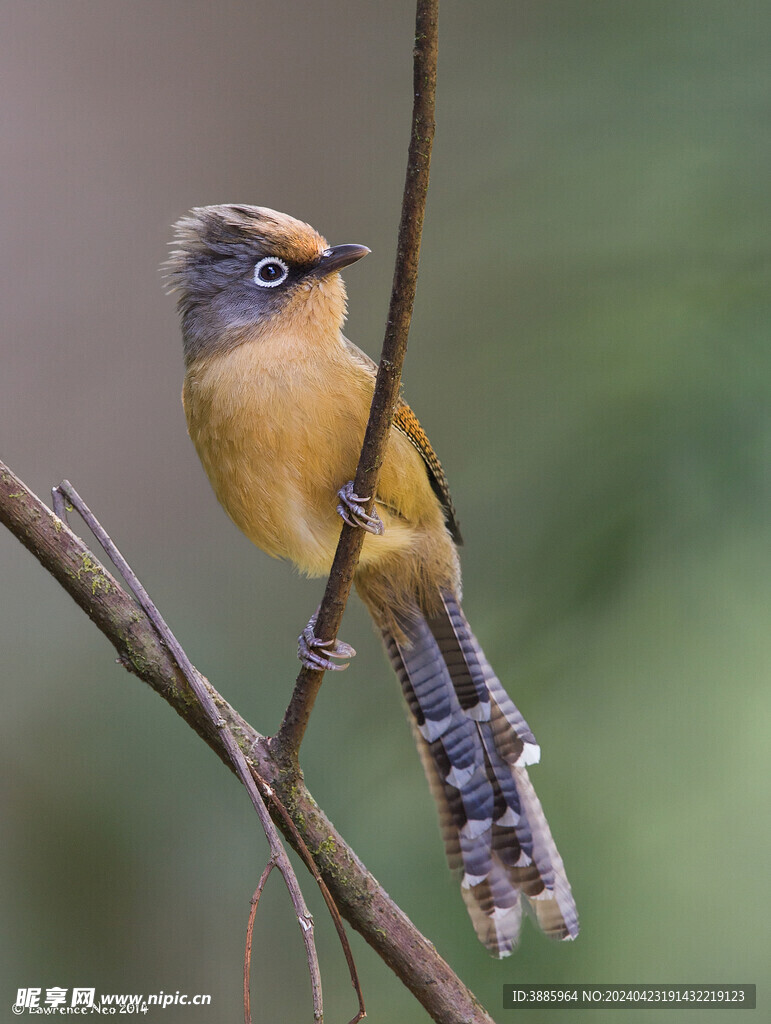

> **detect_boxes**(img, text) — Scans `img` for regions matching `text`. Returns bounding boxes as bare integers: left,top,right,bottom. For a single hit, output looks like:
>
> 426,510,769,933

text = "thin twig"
52,480,324,1024
273,0,440,763
244,861,276,1024
251,767,366,1024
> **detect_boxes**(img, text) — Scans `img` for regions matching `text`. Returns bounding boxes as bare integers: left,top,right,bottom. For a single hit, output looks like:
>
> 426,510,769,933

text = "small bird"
165,204,578,955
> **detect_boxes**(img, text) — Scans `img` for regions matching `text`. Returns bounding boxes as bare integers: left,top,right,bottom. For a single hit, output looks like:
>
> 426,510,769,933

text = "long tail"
381,589,578,956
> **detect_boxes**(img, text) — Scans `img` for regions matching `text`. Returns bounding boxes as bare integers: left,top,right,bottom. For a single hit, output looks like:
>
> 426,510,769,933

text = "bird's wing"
341,337,462,545
392,400,462,545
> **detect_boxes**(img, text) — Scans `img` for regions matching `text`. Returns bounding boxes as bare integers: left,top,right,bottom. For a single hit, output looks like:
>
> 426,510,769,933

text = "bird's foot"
297,611,356,672
336,481,385,535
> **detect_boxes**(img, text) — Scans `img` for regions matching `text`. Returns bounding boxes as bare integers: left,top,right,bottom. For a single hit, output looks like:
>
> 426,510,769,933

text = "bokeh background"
1,2,769,1021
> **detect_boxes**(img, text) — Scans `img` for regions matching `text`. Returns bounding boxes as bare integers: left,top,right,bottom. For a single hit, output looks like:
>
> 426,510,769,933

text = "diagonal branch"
273,0,440,763
0,458,495,1024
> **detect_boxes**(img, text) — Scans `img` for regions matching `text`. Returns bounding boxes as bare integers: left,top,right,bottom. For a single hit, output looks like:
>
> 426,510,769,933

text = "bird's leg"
297,481,379,672
297,607,356,672
336,481,385,535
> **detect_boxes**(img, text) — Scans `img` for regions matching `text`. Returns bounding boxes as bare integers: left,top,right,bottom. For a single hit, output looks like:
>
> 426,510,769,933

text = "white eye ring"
253,256,289,288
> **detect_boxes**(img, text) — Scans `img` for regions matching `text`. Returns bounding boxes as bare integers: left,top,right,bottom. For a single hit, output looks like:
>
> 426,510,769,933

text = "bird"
165,204,578,956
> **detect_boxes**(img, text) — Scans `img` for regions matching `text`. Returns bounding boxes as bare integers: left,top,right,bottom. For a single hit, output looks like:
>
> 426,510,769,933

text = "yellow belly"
182,333,437,577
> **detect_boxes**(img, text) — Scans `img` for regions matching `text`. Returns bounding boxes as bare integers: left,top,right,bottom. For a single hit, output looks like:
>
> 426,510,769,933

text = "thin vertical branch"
274,0,440,762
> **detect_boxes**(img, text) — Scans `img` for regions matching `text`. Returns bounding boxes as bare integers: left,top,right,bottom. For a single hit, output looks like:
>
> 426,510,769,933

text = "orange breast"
182,332,443,578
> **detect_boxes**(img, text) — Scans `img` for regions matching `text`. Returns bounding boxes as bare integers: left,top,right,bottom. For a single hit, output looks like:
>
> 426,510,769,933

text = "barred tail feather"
381,589,578,956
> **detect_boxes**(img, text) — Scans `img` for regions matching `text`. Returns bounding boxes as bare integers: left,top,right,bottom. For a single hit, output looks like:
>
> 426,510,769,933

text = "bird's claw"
336,481,385,535
298,613,356,672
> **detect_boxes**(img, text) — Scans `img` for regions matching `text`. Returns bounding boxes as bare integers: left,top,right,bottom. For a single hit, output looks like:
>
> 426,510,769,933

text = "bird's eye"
253,257,289,288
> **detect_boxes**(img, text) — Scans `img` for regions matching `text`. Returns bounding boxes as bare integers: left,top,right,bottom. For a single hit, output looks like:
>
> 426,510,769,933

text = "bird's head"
164,204,370,364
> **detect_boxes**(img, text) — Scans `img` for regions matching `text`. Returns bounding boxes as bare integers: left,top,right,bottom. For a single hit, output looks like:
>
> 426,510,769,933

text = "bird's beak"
311,243,371,279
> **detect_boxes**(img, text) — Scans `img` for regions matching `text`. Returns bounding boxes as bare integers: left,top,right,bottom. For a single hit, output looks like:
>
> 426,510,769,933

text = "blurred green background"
1,2,769,1021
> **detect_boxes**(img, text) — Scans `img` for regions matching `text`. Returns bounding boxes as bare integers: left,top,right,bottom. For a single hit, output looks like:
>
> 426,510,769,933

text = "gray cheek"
181,282,289,363
211,283,275,331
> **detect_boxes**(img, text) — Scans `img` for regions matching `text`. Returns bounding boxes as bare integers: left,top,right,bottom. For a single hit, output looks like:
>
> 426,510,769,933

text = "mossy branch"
0,458,495,1024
